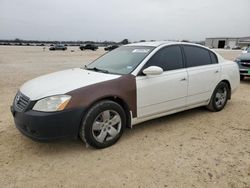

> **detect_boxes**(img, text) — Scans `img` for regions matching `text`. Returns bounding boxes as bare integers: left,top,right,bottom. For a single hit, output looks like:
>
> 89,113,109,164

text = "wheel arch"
83,96,132,129
220,79,231,99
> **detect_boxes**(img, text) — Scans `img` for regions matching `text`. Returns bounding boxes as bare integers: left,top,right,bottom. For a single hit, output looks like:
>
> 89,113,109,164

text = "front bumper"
237,62,250,76
239,69,250,76
11,105,85,141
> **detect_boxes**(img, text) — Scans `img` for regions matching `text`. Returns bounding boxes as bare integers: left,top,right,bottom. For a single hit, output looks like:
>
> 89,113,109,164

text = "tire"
79,100,126,149
206,82,229,112
240,75,244,81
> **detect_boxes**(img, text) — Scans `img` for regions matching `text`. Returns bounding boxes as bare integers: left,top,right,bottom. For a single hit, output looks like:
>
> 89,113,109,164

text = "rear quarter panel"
220,61,240,94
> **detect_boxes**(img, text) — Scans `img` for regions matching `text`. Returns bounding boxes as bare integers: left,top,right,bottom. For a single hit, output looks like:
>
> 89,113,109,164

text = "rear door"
182,45,221,106
136,45,188,118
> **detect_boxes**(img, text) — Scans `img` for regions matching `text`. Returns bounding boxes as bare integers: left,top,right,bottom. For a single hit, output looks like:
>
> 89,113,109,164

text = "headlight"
33,95,71,112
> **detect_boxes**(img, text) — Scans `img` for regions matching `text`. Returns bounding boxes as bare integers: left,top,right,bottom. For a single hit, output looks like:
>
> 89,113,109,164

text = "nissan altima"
11,41,240,149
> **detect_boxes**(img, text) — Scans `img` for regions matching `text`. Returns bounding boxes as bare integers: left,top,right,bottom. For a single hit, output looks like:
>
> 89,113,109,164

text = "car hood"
20,68,120,100
239,53,250,61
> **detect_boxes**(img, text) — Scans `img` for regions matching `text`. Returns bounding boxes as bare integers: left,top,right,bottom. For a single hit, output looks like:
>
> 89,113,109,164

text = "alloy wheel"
92,110,122,143
215,86,227,108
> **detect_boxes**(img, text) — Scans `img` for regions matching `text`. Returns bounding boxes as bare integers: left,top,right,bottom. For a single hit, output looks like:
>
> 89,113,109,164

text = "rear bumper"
11,106,85,141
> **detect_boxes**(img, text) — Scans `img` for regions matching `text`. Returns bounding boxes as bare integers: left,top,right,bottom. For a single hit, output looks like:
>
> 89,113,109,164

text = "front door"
136,45,188,118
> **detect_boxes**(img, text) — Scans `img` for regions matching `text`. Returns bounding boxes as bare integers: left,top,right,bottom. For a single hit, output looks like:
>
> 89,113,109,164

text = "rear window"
183,45,212,67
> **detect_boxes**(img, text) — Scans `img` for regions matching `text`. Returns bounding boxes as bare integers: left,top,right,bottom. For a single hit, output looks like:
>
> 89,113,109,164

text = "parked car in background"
49,44,67,51
104,45,119,51
242,46,250,54
11,41,239,149
79,44,98,51
235,53,250,80
232,46,241,50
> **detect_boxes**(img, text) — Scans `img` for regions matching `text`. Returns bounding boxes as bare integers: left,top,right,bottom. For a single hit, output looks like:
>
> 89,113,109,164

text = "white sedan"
11,41,240,148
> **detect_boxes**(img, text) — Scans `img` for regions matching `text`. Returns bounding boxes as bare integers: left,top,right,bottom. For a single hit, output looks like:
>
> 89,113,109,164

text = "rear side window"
144,45,183,71
183,45,212,67
210,52,218,64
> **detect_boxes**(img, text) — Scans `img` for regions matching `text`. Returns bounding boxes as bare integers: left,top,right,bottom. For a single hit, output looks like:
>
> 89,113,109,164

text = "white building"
205,36,250,49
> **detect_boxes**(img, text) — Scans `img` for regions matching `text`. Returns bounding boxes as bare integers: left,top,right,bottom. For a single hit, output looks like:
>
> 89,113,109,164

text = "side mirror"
142,66,163,76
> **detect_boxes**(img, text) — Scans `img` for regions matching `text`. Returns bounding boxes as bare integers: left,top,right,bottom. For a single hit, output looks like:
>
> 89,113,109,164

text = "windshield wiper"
84,65,109,73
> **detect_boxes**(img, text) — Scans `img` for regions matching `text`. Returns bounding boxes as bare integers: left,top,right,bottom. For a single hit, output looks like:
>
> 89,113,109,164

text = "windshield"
86,46,154,74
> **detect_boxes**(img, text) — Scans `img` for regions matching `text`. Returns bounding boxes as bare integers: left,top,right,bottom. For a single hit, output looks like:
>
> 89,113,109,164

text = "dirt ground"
0,46,249,188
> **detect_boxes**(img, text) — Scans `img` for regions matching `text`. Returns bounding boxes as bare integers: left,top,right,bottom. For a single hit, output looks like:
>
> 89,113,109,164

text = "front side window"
183,45,212,67
86,46,154,74
143,45,184,71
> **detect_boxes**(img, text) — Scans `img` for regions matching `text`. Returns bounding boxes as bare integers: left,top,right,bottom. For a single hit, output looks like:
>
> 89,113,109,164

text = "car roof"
125,41,173,47
125,41,206,48
125,41,226,63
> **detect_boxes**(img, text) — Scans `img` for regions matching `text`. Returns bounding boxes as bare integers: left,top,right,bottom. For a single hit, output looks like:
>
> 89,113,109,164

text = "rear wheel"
79,100,126,149
207,82,229,112
240,75,244,81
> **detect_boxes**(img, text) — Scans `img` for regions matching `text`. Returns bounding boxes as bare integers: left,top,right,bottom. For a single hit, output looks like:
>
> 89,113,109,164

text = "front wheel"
240,75,244,81
206,82,229,112
79,100,126,149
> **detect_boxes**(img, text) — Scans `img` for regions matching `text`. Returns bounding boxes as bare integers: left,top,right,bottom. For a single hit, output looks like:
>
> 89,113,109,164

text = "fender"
66,74,137,118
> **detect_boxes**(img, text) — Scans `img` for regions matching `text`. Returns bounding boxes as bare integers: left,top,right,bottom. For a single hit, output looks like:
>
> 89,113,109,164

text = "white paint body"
130,42,240,125
136,68,188,118
133,60,239,125
20,68,120,100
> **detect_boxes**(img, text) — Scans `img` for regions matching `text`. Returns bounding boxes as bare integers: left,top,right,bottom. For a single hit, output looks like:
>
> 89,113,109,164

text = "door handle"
180,78,187,81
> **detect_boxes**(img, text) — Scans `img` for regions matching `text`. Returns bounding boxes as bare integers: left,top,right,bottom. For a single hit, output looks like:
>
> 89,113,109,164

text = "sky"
0,0,250,42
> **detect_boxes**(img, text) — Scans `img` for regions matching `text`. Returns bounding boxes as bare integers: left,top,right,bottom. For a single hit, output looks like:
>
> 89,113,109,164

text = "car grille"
240,59,250,63
240,62,250,67
14,92,30,111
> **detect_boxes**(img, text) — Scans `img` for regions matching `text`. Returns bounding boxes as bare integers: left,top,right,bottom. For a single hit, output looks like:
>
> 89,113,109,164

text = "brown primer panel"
66,74,137,117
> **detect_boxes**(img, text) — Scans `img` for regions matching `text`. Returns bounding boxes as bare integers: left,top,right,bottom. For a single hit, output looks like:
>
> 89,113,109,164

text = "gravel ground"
0,46,249,188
